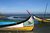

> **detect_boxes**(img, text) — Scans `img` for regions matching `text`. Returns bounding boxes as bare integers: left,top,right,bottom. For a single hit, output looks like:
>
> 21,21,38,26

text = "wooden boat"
34,3,50,22
34,16,50,22
0,16,34,31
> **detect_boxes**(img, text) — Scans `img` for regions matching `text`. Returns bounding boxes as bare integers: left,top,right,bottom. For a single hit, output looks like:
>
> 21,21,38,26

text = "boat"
0,16,34,31
34,16,50,22
0,11,34,31
34,3,50,22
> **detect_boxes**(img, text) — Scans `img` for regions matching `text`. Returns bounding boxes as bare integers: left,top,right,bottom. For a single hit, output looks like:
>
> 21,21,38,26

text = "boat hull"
34,16,50,22
0,16,34,31
0,26,34,31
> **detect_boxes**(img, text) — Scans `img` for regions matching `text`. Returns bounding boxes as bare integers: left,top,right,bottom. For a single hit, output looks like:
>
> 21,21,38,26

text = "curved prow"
26,10,31,16
0,15,34,31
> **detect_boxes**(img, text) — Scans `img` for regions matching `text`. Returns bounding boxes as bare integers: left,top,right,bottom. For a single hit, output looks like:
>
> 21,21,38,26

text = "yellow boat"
33,3,50,23
34,16,50,22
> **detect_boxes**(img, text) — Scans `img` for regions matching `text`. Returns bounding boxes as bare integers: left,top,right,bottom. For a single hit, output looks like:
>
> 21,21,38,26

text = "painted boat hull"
0,26,34,31
0,16,34,31
34,16,50,22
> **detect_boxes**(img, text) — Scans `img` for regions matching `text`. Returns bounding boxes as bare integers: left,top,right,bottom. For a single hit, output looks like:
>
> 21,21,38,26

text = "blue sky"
0,0,50,14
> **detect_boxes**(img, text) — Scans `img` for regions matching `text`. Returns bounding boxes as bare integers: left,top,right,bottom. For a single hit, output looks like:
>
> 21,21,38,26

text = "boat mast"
26,10,32,16
44,3,48,18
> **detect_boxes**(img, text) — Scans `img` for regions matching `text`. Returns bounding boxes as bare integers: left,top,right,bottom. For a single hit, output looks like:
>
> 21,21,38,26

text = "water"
0,14,50,26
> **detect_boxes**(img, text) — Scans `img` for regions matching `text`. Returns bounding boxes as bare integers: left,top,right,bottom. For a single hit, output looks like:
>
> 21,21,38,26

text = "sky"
0,0,50,14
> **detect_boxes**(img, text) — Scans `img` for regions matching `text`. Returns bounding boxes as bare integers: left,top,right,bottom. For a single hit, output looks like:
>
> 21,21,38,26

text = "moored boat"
0,16,34,31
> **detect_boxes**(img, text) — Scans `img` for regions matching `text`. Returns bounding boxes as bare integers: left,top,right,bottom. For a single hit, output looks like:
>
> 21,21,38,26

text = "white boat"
0,16,34,31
